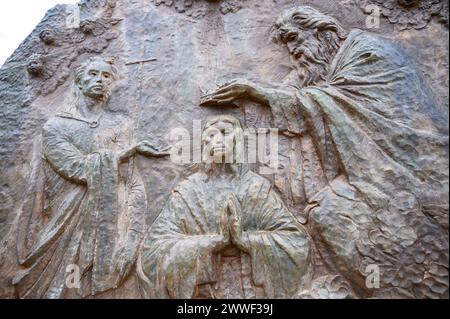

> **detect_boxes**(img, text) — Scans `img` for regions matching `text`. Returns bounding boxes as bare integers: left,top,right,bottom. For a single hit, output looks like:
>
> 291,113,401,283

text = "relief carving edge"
0,2,448,299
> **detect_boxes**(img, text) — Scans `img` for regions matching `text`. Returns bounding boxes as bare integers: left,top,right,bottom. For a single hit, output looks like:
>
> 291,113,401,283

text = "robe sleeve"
265,87,308,136
42,118,99,185
240,186,311,298
138,192,219,299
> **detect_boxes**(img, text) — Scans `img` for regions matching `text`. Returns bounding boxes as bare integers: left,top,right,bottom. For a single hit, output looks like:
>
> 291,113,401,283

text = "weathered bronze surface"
0,0,448,299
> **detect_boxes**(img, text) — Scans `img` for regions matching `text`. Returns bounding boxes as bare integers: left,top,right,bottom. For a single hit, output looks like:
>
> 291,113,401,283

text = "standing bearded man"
11,57,169,298
201,6,449,298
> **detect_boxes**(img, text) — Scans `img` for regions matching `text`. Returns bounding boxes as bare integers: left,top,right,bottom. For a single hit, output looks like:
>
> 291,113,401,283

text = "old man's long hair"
273,6,347,87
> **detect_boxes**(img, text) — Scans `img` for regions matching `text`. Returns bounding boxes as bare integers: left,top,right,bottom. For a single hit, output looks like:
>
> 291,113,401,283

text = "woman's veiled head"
202,115,245,165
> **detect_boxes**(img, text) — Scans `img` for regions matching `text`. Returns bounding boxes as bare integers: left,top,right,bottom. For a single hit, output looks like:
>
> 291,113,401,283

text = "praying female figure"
138,115,310,299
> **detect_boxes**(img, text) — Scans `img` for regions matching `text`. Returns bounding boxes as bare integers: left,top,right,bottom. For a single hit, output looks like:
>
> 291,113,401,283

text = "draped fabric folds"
138,168,310,299
15,113,147,298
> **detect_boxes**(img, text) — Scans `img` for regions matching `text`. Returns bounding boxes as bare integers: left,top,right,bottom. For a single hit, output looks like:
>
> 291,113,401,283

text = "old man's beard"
295,33,341,88
99,87,113,102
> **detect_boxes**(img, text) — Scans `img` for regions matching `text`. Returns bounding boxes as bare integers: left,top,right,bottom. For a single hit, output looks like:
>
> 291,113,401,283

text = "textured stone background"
0,0,448,298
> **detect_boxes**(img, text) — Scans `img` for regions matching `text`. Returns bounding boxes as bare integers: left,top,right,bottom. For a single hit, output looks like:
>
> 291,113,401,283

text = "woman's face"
202,120,236,163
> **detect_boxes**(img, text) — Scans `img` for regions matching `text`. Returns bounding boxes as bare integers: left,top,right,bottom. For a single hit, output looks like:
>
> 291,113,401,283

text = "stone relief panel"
361,0,449,31
152,0,246,18
0,0,448,299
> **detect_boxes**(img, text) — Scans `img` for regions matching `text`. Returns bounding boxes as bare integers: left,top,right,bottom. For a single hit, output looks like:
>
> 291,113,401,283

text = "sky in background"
0,0,79,66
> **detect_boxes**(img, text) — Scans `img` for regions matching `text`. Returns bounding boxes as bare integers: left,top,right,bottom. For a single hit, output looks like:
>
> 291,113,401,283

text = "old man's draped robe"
267,30,448,297
138,167,310,299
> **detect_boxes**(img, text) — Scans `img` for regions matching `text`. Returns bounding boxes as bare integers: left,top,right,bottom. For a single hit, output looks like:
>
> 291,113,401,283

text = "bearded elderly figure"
201,6,449,298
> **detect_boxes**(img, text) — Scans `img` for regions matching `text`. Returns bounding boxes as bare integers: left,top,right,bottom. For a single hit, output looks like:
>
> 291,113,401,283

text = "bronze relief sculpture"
201,6,448,298
0,1,447,299
137,115,310,299
13,57,169,298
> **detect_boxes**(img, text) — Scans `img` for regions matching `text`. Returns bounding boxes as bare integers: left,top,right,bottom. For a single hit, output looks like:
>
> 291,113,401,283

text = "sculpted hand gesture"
119,141,171,162
226,194,249,252
200,79,270,107
212,203,232,253
136,140,171,157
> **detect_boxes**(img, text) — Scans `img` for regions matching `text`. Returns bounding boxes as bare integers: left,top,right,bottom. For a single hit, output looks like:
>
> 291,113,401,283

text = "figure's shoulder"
349,29,385,44
43,115,67,133
174,172,206,193
43,111,86,139
349,29,405,58
350,29,376,40
242,170,272,192
336,29,411,72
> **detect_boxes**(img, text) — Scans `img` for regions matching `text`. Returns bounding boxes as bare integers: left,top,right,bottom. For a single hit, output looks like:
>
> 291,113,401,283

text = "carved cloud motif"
152,0,245,18
362,0,449,30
